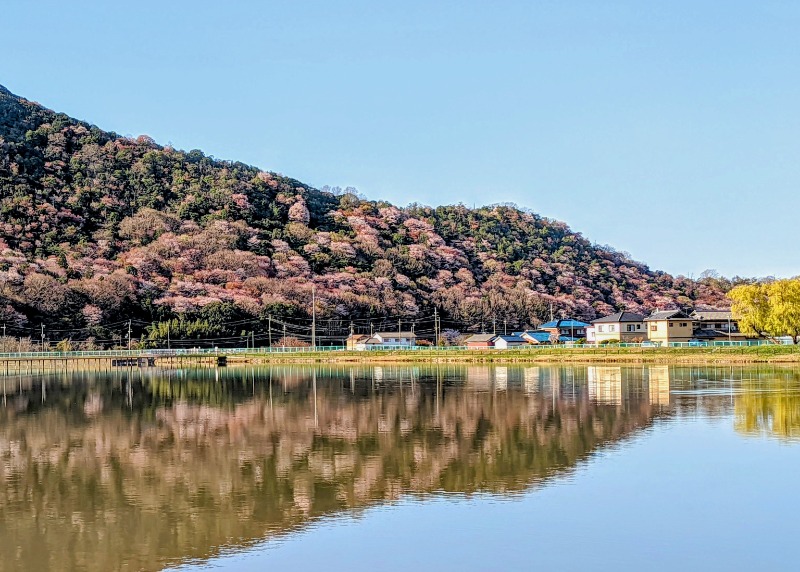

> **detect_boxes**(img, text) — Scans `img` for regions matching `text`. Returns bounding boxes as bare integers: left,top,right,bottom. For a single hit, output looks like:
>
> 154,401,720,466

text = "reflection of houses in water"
647,366,672,407
466,367,492,391
588,366,623,405
523,367,539,394
368,365,422,385
518,366,587,400
462,366,567,392
541,366,562,400
587,366,663,406
464,366,516,391
0,365,663,572
495,367,508,390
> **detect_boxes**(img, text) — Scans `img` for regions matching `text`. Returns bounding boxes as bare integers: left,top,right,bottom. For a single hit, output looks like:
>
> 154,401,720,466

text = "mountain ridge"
0,83,726,344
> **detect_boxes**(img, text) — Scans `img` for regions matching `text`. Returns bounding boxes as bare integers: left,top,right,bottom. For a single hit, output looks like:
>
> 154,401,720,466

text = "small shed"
346,334,370,350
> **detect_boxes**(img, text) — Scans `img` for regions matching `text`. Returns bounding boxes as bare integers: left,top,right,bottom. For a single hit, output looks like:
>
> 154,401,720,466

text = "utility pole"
493,317,496,335
398,318,401,336
41,324,45,350
2,323,5,339
283,322,286,344
504,319,507,335
268,314,272,347
434,308,439,346
167,325,170,350
128,320,132,351
311,284,316,349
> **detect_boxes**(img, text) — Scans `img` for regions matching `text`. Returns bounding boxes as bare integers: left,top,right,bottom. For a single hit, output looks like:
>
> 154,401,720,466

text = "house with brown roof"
346,334,370,350
464,334,497,349
690,309,748,342
644,310,694,345
690,310,738,333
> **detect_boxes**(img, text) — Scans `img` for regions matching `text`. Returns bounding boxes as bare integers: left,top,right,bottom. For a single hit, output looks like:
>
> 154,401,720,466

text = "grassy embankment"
229,345,800,365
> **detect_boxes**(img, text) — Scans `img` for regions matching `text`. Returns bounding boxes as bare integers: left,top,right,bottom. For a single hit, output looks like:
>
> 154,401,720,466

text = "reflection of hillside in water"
732,369,800,441
0,365,677,571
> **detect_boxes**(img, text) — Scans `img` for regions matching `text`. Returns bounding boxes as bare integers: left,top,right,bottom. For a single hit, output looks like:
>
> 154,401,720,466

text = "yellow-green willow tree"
728,279,800,343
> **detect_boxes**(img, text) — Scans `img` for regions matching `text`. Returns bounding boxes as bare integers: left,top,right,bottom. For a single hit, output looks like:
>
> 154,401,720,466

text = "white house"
369,331,417,348
346,331,417,350
492,335,528,349
591,311,647,344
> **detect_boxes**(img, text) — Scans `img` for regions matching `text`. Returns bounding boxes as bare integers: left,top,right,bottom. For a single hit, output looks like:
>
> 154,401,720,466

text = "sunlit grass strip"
231,344,800,364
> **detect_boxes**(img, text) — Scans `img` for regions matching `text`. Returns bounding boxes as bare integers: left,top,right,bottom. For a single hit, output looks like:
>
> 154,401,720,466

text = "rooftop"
645,310,692,321
374,331,416,338
521,330,580,343
465,334,497,343
539,319,590,329
691,310,734,321
347,334,370,341
494,335,526,343
525,331,554,343
592,311,646,324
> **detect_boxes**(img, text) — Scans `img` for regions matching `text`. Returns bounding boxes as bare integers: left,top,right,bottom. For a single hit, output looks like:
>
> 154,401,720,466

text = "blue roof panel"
495,335,526,343
526,331,554,342
539,319,590,329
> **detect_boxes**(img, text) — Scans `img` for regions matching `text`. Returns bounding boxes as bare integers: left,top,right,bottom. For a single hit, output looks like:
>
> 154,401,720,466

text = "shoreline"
226,346,800,365
2,346,799,371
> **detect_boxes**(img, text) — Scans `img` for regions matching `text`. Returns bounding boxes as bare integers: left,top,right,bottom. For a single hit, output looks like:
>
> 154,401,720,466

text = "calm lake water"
1,363,799,571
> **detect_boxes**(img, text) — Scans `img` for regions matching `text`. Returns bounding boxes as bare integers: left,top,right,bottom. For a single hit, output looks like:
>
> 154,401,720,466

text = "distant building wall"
595,321,645,343
646,320,693,344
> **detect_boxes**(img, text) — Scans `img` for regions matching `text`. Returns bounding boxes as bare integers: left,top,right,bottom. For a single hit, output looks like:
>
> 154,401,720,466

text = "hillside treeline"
0,84,726,345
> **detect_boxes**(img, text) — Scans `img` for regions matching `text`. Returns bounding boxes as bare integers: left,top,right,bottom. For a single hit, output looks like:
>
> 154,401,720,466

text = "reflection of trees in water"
734,371,800,440
0,366,663,571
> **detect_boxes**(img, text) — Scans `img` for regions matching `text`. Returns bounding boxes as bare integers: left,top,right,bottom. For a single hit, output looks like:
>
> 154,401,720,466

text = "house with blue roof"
538,318,590,342
513,330,547,344
513,329,575,344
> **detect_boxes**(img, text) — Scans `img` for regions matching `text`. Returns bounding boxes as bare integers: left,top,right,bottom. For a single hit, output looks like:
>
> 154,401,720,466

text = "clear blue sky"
2,1,798,278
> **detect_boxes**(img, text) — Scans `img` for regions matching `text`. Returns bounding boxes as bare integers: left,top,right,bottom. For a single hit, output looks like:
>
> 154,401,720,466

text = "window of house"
669,323,674,327
598,325,604,333
609,325,615,332
651,325,657,332
637,324,642,330
680,322,687,327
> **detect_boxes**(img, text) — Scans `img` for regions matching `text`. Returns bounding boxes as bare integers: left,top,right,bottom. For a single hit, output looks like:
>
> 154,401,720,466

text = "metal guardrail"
0,347,349,359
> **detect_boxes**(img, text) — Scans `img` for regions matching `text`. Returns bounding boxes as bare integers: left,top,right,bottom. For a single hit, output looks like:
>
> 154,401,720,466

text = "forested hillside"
0,84,726,346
